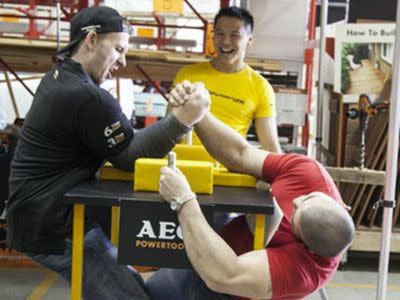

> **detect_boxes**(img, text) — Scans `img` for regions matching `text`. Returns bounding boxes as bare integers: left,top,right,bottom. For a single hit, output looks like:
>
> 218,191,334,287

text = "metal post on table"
185,130,193,145
376,0,400,298
316,0,329,162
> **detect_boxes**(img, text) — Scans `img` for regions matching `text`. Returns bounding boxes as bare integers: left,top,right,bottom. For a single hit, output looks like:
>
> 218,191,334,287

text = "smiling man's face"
89,32,129,84
212,16,253,69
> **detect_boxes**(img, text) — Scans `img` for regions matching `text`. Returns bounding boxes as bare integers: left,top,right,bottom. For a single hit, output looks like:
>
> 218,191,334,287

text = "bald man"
147,81,355,300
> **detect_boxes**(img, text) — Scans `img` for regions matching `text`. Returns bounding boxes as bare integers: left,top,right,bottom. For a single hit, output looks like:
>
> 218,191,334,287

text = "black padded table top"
64,179,274,215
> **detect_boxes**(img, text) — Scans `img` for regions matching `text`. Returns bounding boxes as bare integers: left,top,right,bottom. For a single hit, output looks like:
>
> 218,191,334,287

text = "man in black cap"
6,5,209,300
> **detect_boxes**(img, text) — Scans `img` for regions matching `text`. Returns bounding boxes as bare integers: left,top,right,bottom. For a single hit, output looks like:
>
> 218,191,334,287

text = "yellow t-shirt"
174,61,276,144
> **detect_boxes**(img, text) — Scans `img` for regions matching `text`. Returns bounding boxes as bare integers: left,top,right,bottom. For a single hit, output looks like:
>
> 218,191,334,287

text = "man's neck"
210,58,245,73
71,53,93,80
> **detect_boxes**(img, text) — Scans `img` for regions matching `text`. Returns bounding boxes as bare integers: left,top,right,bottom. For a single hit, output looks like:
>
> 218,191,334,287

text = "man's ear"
247,34,254,46
83,31,98,51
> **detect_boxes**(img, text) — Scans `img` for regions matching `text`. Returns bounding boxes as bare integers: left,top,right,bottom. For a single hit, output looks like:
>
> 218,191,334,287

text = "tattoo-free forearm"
195,113,248,172
255,117,281,153
178,201,240,290
178,200,273,298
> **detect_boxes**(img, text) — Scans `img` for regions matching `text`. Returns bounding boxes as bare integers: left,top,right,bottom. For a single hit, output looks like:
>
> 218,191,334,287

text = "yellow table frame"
70,205,266,300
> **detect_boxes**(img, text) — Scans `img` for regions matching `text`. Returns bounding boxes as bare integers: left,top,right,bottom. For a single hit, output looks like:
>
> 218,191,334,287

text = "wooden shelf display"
0,37,282,81
326,79,400,253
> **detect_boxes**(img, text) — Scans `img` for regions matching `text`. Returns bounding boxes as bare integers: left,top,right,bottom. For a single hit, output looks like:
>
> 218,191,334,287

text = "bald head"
293,192,355,257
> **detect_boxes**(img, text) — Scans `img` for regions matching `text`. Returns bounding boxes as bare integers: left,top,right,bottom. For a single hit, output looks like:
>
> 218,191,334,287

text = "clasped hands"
169,80,210,128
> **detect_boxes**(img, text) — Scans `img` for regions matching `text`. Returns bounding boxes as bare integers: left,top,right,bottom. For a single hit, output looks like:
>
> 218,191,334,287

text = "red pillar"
26,0,40,38
220,0,230,9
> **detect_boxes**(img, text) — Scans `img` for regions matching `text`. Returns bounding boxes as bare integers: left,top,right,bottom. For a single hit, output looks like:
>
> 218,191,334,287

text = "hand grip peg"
168,151,176,171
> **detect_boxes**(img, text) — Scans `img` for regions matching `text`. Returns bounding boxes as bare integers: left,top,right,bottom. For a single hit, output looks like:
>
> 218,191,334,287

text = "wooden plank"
242,57,282,71
0,37,282,81
345,115,388,211
350,229,400,253
355,184,375,226
122,61,184,81
320,146,336,164
355,156,386,226
121,10,216,20
353,137,387,223
0,75,42,83
325,167,386,185
340,112,388,208
363,113,388,171
0,37,59,49
165,53,207,63
350,134,387,217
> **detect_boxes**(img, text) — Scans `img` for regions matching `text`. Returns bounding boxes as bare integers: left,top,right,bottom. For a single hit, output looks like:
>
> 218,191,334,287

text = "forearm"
259,135,281,153
194,113,248,172
108,113,190,171
158,165,271,298
255,117,281,153
178,200,240,289
178,200,272,298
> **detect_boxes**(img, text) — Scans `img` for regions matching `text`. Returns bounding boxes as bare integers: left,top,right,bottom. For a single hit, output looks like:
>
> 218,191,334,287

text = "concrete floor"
0,253,399,300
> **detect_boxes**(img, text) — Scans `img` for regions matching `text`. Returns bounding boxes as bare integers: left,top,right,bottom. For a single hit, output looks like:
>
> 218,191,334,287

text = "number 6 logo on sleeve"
104,121,121,137
104,126,113,137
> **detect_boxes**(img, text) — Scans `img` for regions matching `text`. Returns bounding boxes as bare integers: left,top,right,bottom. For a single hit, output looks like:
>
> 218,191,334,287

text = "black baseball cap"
56,6,132,57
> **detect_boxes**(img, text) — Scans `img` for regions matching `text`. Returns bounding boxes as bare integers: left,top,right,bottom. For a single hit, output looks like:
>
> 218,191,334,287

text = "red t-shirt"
220,153,341,300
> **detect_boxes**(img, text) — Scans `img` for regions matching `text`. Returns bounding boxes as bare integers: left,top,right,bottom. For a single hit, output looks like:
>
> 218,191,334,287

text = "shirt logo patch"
114,132,125,144
53,69,59,80
107,133,126,148
104,121,121,137
209,90,246,105
81,24,101,32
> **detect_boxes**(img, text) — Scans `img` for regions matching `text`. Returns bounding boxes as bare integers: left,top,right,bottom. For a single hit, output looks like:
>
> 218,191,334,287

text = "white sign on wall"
334,23,395,102
274,88,307,126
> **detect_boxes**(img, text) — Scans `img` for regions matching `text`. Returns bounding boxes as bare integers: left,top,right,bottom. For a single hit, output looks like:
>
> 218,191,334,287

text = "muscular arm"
255,116,281,153
108,113,190,171
177,199,272,299
195,112,268,178
109,81,209,171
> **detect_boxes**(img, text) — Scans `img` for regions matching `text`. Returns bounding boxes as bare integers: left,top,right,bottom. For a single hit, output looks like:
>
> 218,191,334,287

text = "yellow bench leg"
71,204,85,300
111,206,120,246
253,214,265,250
252,214,266,300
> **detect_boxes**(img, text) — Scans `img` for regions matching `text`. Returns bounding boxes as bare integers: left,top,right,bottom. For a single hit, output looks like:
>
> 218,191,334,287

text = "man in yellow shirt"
173,6,280,152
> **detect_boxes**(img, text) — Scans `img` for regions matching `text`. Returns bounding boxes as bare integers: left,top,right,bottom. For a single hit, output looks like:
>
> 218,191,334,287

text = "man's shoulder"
267,153,312,166
245,65,268,84
283,154,320,172
57,73,113,105
263,153,315,180
174,62,211,84
267,153,337,195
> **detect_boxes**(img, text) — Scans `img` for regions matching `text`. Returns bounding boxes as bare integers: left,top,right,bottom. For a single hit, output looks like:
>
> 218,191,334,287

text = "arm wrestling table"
64,179,275,300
